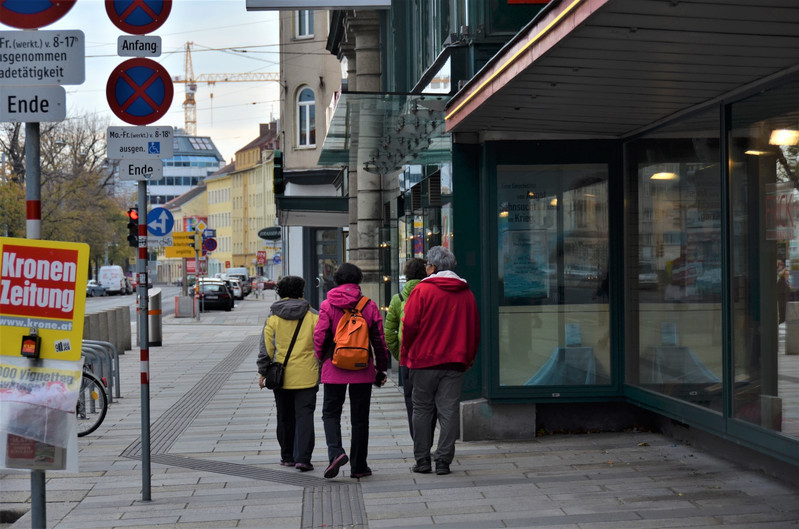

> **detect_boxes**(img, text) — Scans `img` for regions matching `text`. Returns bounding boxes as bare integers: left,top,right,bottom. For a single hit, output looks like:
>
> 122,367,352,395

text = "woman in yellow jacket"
257,276,320,471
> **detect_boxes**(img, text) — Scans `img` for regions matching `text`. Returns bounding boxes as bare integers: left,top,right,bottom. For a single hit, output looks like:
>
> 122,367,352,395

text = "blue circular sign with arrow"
147,207,174,237
106,58,173,125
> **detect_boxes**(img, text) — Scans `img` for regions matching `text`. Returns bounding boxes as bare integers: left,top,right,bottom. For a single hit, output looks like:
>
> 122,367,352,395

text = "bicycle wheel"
76,371,108,437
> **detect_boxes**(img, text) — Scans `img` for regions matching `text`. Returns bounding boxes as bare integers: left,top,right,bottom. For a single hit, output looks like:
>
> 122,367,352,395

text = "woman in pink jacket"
314,263,389,479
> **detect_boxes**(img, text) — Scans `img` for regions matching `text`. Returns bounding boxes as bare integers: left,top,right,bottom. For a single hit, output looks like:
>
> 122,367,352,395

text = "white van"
225,267,252,296
98,265,130,295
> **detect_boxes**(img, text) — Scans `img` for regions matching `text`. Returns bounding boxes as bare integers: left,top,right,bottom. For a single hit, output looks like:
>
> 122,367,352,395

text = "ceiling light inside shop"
550,198,558,206
650,172,678,180
745,150,769,156
768,129,799,146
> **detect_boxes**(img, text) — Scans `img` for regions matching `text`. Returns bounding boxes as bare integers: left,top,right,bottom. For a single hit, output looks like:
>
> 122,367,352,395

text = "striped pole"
137,182,152,501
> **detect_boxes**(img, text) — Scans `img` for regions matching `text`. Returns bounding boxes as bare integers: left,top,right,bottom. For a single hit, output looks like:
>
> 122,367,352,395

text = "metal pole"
25,120,46,529
137,183,151,501
195,241,201,321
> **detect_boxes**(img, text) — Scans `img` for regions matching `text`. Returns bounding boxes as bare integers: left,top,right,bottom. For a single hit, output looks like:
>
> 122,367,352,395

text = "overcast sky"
40,0,281,162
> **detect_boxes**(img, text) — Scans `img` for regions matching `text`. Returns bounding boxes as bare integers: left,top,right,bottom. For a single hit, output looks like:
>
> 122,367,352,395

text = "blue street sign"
273,255,281,264
147,207,173,237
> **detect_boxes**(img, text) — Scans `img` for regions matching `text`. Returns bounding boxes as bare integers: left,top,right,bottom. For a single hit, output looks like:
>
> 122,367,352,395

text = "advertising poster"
502,230,549,300
0,238,89,361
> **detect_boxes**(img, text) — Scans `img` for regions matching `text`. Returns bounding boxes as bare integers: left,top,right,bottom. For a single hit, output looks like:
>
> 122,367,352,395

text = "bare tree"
0,112,133,268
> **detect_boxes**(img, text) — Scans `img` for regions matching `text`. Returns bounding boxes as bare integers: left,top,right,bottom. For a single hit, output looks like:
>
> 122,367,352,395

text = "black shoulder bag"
264,313,306,390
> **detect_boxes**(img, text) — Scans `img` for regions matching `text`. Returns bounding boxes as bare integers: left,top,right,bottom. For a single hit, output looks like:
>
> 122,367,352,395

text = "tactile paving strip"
122,334,368,527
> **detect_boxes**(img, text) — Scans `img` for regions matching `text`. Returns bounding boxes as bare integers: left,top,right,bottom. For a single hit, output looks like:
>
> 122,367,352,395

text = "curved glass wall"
625,108,723,412
497,164,610,386
730,80,799,438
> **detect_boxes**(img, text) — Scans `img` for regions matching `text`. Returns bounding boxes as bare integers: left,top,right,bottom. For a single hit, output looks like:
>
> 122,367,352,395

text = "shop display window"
625,107,723,412
497,164,610,386
730,80,799,438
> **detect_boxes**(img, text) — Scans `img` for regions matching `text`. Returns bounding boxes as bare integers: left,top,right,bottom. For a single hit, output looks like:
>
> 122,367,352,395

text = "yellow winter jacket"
257,298,320,389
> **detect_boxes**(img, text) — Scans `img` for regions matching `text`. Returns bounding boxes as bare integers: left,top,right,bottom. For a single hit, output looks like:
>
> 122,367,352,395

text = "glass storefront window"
730,80,799,438
625,108,723,412
497,164,610,386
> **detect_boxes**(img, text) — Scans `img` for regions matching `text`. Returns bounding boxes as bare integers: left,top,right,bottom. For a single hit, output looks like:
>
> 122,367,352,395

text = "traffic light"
126,208,139,247
189,230,200,250
272,149,284,195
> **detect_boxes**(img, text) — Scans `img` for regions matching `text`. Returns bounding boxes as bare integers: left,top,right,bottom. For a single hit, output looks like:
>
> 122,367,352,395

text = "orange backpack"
332,296,371,370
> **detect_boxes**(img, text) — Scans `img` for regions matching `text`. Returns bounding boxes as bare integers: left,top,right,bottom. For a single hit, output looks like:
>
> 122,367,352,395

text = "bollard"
148,288,163,347
786,302,799,355
118,306,132,352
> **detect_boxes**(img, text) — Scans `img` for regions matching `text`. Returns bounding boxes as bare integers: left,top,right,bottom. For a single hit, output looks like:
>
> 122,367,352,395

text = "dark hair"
333,262,363,286
403,258,427,280
276,276,305,299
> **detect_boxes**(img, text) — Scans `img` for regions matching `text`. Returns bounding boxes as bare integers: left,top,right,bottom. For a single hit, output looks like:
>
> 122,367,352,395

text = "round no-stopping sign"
105,0,171,35
106,58,173,125
0,0,77,29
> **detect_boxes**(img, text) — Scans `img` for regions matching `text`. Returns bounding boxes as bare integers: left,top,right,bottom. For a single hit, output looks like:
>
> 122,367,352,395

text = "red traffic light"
127,208,139,221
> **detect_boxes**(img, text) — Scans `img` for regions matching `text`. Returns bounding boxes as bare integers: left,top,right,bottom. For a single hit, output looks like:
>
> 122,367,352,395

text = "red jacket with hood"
400,270,480,370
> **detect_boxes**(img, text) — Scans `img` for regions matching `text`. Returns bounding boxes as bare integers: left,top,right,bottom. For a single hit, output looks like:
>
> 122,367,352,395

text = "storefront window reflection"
626,109,723,412
730,81,799,438
497,164,610,386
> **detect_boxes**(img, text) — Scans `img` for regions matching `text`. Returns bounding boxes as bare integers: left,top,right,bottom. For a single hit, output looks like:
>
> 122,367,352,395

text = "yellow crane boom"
171,42,279,136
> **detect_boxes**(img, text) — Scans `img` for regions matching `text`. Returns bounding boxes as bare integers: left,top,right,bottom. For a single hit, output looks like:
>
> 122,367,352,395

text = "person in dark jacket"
402,246,480,475
256,276,320,471
313,263,389,479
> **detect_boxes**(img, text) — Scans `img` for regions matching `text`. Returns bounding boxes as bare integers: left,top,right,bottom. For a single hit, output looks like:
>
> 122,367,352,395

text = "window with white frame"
297,86,316,147
295,10,313,38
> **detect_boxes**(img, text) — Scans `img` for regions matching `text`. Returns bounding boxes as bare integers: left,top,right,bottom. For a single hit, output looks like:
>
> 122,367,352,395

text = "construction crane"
171,42,280,136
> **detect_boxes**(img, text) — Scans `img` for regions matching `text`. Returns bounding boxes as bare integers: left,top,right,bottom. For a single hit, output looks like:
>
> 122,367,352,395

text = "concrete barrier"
460,398,537,441
97,310,110,343
117,306,132,352
84,308,132,353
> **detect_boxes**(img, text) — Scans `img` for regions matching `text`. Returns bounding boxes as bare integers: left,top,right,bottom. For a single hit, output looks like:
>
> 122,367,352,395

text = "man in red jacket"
401,246,480,475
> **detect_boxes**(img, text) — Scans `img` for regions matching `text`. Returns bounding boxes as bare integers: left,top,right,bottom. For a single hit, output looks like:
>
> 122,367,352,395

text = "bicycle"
76,366,108,437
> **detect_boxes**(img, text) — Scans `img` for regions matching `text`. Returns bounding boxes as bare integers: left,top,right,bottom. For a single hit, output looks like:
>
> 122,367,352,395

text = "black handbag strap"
280,312,306,367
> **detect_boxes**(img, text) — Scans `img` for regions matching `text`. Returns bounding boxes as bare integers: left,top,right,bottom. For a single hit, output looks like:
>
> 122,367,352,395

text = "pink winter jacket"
313,283,389,384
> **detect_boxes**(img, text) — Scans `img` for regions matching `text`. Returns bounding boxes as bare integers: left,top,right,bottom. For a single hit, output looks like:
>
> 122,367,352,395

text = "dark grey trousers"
409,369,463,465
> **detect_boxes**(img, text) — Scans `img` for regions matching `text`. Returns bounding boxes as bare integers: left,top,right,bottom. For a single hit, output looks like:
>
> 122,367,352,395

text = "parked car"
86,280,106,297
227,278,244,300
197,281,234,311
263,278,276,290
131,277,154,289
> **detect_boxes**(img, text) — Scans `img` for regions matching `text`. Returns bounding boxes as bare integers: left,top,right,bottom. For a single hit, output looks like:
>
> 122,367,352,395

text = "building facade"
294,0,799,482
274,8,349,306
148,134,225,205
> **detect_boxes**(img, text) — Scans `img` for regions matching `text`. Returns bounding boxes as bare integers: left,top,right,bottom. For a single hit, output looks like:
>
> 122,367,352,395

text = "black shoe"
435,461,450,475
412,459,432,474
324,453,349,479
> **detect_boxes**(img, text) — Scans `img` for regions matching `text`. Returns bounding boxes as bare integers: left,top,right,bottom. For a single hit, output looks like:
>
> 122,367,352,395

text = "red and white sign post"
0,3,81,527
104,0,173,502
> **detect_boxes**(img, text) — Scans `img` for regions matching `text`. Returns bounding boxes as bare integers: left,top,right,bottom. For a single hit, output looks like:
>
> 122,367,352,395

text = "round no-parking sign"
106,57,173,125
0,0,76,29
105,0,172,35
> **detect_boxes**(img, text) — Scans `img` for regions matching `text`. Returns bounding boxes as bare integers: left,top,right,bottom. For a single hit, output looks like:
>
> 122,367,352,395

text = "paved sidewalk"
2,292,799,528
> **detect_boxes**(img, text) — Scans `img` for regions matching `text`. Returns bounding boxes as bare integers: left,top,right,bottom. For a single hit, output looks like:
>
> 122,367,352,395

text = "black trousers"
274,386,318,464
322,383,372,473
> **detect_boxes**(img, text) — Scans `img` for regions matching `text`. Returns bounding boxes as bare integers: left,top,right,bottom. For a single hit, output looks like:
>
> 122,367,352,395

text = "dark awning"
446,0,799,139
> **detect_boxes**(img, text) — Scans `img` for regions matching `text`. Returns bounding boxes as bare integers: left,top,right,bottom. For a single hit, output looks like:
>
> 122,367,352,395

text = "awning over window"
319,92,451,174
446,0,799,138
